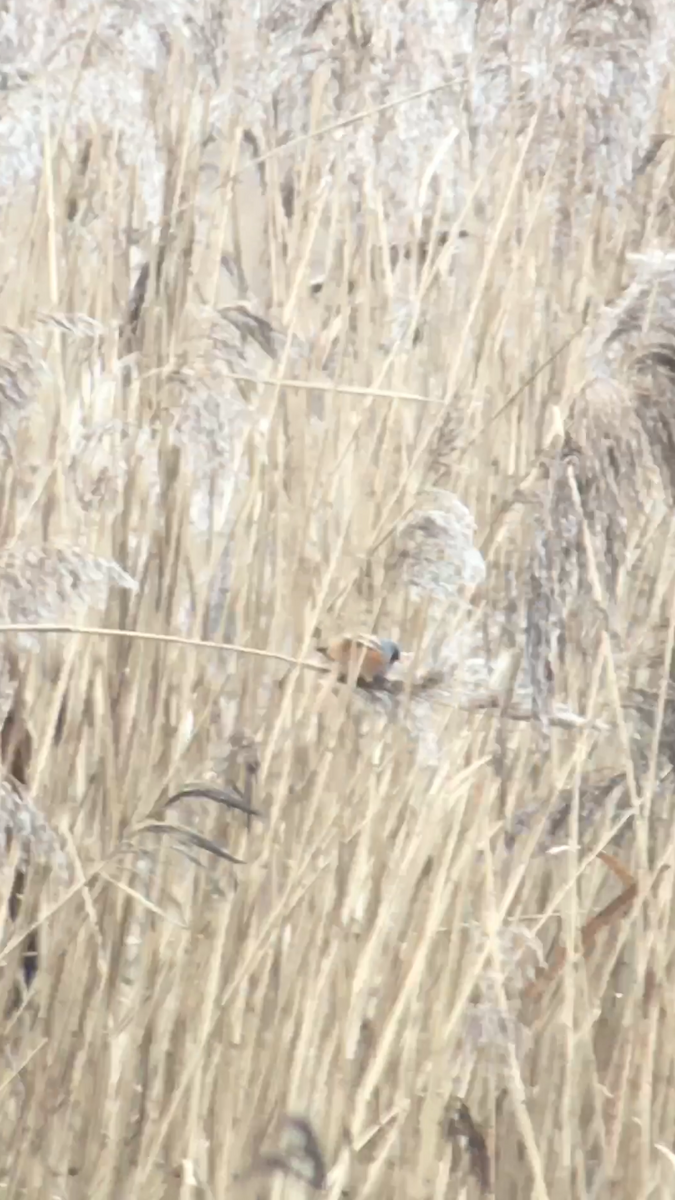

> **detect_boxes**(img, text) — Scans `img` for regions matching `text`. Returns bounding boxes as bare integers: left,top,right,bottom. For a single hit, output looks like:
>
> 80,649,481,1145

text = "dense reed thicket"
2,2,675,1197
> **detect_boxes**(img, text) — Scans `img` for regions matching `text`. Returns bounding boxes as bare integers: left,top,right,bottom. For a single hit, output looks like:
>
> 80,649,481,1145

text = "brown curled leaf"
523,852,637,1003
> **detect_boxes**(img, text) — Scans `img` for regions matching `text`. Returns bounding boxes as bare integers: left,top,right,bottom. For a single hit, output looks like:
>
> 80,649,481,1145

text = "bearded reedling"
317,634,401,685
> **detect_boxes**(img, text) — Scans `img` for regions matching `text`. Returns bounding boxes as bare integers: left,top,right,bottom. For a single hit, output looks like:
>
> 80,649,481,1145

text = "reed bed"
1,2,675,1197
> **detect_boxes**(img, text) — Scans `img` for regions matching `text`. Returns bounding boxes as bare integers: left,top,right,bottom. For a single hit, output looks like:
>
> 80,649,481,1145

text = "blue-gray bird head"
379,639,401,666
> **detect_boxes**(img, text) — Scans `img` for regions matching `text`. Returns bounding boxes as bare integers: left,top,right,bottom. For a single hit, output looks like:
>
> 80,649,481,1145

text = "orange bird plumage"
318,634,401,684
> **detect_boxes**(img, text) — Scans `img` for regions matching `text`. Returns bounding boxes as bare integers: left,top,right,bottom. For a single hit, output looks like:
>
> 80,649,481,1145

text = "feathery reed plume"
0,545,138,648
0,331,42,452
388,489,486,606
516,252,675,735
0,774,70,1010
451,921,543,1086
0,781,67,877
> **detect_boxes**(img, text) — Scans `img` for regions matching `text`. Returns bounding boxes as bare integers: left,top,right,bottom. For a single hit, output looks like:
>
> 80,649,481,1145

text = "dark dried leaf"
280,1116,327,1190
238,1115,327,1192
139,821,245,865
125,262,150,334
632,134,672,179
303,1,335,37
443,1096,491,1195
219,305,278,358
165,783,263,821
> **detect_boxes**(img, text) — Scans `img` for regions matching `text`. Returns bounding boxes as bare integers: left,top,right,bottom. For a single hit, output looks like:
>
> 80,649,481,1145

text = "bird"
317,634,401,685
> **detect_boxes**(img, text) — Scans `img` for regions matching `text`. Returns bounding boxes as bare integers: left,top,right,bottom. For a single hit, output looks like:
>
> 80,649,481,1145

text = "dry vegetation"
4,0,675,1196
